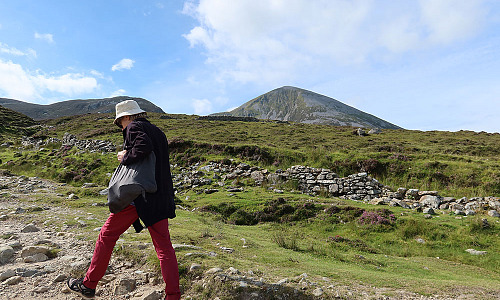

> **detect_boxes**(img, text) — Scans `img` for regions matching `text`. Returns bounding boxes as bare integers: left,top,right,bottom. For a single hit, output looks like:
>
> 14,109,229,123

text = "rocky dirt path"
0,174,165,300
0,173,498,299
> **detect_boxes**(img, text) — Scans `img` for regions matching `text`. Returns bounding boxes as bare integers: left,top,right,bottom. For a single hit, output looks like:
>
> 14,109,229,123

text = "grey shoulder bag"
107,151,157,213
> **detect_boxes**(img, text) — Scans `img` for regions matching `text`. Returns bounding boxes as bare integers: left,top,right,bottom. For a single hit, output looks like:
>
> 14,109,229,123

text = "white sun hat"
114,100,146,125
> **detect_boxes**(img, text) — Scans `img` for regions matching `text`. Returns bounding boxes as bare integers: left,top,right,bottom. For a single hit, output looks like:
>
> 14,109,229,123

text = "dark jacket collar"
122,118,150,139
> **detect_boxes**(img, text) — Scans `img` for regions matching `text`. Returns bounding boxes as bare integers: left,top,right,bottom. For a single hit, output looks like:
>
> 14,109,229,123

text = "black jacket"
121,118,176,227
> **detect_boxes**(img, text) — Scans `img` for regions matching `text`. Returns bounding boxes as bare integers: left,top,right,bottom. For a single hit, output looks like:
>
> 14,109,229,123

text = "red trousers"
83,205,180,299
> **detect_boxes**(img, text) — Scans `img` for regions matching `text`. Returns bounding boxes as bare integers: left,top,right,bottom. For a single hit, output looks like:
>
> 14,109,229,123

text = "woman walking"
67,100,180,299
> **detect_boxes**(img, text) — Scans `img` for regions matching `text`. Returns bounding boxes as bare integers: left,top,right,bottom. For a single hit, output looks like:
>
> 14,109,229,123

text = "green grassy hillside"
1,112,499,298
13,112,498,198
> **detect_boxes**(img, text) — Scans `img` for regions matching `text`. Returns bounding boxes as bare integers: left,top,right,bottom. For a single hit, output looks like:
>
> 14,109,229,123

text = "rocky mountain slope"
0,96,164,120
213,86,401,129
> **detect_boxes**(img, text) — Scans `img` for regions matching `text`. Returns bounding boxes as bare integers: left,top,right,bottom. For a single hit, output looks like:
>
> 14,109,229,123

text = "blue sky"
0,0,499,132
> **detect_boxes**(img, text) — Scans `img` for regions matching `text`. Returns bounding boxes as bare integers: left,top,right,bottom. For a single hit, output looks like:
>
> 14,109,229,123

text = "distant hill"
0,96,164,120
0,105,38,136
213,86,401,129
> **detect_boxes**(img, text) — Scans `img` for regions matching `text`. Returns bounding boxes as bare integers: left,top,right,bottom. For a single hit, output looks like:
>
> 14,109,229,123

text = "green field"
1,112,499,298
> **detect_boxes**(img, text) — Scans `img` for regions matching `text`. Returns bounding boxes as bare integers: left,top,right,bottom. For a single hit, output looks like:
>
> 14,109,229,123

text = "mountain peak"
215,87,401,129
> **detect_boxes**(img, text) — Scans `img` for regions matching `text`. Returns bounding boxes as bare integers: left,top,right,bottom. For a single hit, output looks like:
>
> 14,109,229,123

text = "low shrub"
272,231,299,251
227,209,257,225
324,205,365,223
469,217,495,233
357,209,396,226
201,198,319,225
328,235,377,253
200,203,238,219
398,219,433,239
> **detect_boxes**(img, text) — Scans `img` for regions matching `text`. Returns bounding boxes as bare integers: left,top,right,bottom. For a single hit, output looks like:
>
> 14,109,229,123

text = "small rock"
488,210,500,218
16,268,40,277
24,253,48,263
205,267,223,274
172,244,201,250
465,249,487,255
276,278,289,285
369,198,385,205
415,238,426,244
312,287,324,296
465,209,476,216
21,246,50,258
43,266,56,273
15,207,26,214
8,241,22,248
419,195,441,209
21,224,40,233
0,269,16,281
0,214,8,221
190,263,201,272
227,267,240,275
67,193,79,200
356,128,367,136
142,290,163,300
220,247,234,253
0,245,14,263
184,252,208,257
114,278,136,295
439,203,449,210
82,183,98,188
239,281,248,288
4,276,22,285
33,286,49,293
149,276,163,285
422,208,435,215
53,274,67,282
424,214,433,219
68,260,91,274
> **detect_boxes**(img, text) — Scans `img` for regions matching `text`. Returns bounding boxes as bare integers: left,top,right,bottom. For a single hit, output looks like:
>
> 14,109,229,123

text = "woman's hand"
117,150,127,162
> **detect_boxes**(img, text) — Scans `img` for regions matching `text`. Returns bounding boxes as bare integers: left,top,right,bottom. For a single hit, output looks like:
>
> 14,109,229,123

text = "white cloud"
0,58,98,101
183,0,488,84
191,98,212,115
34,32,54,43
111,58,135,71
110,89,127,97
35,73,98,96
0,59,37,100
90,70,104,78
419,0,486,44
0,42,37,58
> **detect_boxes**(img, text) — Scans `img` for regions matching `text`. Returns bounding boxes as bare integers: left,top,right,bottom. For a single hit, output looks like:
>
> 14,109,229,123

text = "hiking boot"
67,277,95,299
